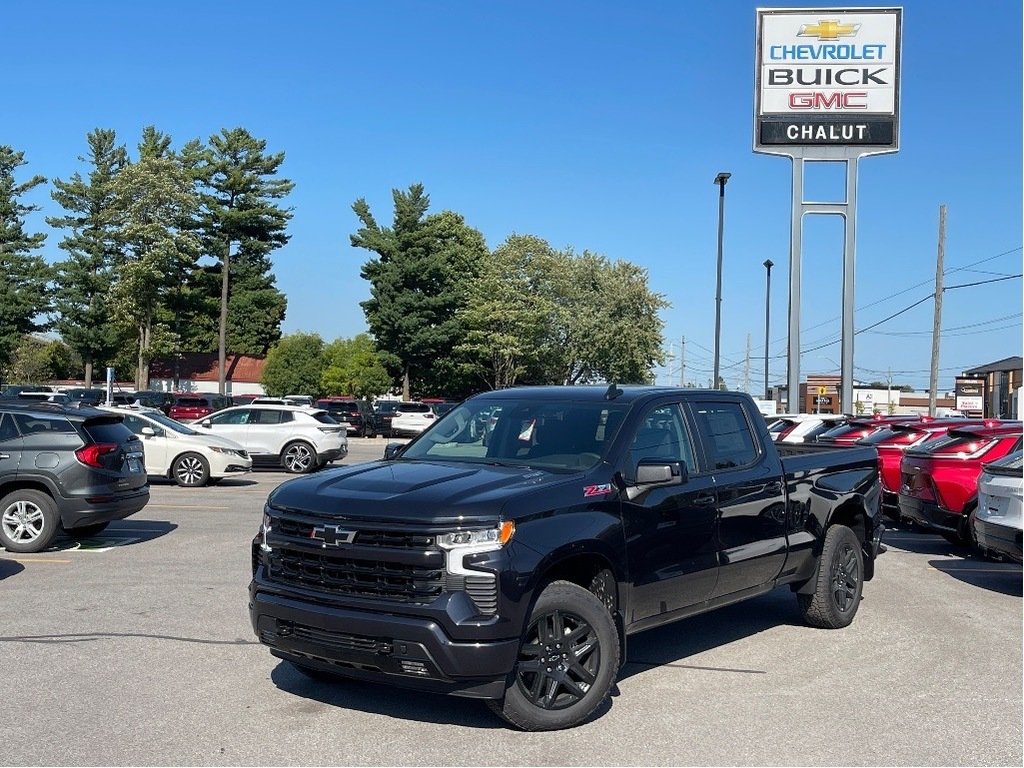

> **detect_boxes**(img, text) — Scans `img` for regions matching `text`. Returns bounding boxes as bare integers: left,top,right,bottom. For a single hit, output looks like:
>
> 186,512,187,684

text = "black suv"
316,399,377,437
0,401,150,552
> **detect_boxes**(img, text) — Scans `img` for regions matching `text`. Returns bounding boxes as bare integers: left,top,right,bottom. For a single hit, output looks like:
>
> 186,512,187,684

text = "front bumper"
249,586,517,699
898,494,960,533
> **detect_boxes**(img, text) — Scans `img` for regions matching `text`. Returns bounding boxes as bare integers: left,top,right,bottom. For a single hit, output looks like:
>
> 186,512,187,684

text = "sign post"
755,7,902,414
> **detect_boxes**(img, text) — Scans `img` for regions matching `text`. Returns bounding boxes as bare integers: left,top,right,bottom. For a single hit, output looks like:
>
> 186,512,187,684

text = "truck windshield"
399,398,630,472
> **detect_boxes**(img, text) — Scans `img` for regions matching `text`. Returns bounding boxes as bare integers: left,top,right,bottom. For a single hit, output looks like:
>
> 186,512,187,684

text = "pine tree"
0,146,50,385
194,128,293,393
351,185,487,399
47,129,127,387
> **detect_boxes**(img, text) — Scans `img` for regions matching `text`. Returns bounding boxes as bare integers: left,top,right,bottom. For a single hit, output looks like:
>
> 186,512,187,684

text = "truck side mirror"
383,442,406,460
634,460,686,487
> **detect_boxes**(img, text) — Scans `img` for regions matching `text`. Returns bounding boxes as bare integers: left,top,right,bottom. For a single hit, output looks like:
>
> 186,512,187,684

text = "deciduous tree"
261,332,324,397
109,130,202,390
321,333,392,399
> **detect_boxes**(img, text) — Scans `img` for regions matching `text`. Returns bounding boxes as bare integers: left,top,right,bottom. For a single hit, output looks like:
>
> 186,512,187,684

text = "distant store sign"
754,7,902,153
955,377,985,412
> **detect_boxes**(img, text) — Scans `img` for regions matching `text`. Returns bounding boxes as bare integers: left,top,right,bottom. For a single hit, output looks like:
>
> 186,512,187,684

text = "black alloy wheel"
515,609,600,711
489,580,619,731
798,523,864,629
830,539,860,613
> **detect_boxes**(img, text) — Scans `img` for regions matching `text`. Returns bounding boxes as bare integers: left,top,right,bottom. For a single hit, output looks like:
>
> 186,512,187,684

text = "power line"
944,273,1022,290
725,244,1023,359
867,312,1022,337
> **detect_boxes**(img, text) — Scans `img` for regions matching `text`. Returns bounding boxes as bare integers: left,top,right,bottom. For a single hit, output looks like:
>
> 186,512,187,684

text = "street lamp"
763,258,773,400
713,172,731,390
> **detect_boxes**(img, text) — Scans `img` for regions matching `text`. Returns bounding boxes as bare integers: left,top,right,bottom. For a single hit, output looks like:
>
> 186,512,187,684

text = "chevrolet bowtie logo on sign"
798,20,860,40
311,525,357,546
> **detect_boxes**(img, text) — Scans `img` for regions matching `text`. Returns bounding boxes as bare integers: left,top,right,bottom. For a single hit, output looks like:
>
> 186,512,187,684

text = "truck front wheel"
489,580,619,731
798,524,864,629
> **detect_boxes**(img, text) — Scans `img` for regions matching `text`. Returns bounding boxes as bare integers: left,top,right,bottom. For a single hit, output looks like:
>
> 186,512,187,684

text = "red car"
168,394,230,423
899,422,1023,544
858,419,988,516
816,414,923,446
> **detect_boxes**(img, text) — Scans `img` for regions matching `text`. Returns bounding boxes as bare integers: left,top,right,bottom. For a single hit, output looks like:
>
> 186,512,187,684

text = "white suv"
100,406,252,486
390,402,436,436
196,405,348,473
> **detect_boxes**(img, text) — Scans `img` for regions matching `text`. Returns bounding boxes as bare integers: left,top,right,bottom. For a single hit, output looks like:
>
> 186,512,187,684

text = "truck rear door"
687,397,788,598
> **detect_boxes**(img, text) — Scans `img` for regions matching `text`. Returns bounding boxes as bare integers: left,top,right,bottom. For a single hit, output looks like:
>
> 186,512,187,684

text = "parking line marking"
4,558,71,563
146,504,229,510
928,565,1020,573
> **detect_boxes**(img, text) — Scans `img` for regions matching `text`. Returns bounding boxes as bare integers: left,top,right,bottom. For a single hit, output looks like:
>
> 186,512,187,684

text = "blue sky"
6,0,1022,392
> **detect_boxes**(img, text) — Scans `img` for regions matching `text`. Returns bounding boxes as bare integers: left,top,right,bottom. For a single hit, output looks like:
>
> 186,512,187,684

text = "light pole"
713,172,731,390
763,258,773,401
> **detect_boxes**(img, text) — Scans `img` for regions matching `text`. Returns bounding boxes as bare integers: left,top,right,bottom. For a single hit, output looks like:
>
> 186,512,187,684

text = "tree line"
3,136,668,399
259,183,668,400
0,127,292,390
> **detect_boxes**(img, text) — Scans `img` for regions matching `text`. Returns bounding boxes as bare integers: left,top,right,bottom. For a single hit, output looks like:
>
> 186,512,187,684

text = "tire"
488,580,619,731
798,524,864,629
0,489,60,553
281,441,316,474
172,452,211,487
65,522,109,539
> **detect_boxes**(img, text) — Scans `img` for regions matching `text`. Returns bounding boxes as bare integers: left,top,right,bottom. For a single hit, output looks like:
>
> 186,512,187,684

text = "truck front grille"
264,511,497,613
268,548,444,602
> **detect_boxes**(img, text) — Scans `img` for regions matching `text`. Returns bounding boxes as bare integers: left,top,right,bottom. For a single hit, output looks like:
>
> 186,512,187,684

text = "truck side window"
0,413,17,442
629,404,696,474
691,402,760,470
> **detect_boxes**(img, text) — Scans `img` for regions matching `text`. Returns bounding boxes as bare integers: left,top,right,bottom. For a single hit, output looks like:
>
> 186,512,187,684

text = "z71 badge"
583,483,613,498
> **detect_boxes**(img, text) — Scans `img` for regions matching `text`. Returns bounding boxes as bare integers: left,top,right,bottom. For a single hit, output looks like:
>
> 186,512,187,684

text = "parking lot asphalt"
1,437,1021,766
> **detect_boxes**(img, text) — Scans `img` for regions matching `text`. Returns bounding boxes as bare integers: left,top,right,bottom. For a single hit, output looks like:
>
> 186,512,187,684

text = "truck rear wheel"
798,524,863,629
488,580,619,731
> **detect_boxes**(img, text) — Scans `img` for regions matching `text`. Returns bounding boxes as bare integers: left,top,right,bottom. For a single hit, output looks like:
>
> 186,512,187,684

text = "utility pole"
743,333,751,393
929,205,946,416
679,336,685,387
887,366,893,415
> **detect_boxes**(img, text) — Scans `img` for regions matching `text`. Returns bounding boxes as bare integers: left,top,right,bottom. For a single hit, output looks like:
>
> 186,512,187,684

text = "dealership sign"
755,7,902,154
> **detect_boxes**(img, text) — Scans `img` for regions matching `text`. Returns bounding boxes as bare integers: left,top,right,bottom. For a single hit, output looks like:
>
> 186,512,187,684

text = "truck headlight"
436,521,515,552
260,511,272,552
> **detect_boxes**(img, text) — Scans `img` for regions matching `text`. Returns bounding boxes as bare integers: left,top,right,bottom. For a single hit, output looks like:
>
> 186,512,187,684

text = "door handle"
694,493,716,507
765,481,784,495
0,453,9,460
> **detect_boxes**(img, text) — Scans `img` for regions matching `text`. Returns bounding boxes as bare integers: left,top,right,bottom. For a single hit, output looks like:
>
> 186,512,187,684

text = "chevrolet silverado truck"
250,386,883,730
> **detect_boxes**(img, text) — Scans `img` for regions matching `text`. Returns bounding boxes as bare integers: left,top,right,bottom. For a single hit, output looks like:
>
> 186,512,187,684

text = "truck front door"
622,401,719,623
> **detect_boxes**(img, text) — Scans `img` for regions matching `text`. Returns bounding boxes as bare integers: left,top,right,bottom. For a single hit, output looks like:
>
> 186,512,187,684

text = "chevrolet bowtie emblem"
798,20,860,40
311,525,356,546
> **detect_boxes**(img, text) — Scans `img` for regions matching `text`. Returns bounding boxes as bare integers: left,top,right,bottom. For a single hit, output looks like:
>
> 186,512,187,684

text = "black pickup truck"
250,386,883,730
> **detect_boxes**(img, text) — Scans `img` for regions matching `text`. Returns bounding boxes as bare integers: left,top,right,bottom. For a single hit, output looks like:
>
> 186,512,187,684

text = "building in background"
959,357,1023,419
148,353,267,396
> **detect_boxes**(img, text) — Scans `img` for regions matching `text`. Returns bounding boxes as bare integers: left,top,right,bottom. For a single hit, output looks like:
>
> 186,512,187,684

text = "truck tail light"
75,443,118,468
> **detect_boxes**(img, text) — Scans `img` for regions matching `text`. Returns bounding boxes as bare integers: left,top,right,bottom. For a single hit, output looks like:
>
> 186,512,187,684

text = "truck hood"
267,459,572,525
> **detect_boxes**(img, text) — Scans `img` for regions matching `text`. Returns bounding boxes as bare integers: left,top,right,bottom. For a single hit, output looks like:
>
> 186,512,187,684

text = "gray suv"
0,401,150,553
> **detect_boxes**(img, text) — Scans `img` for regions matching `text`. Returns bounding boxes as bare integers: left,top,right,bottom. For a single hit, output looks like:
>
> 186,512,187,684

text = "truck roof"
471,385,729,405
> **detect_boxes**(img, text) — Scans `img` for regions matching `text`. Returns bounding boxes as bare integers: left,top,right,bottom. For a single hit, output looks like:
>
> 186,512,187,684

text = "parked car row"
764,411,1022,561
